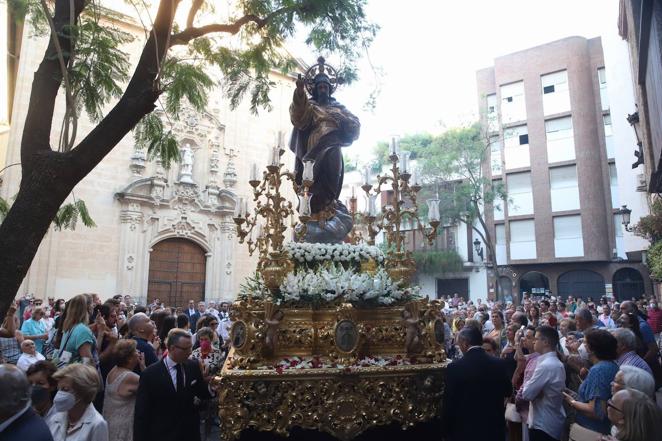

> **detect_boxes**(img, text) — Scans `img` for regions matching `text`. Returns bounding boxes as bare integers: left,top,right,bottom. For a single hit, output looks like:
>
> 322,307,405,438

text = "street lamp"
473,238,484,261
616,205,634,232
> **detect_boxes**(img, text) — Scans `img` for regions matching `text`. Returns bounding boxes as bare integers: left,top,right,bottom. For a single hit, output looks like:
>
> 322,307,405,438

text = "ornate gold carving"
216,359,447,441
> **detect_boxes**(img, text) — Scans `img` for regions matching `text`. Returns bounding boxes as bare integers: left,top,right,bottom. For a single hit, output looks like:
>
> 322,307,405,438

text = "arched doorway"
519,271,550,298
148,238,206,307
497,276,513,302
557,270,605,299
613,268,644,301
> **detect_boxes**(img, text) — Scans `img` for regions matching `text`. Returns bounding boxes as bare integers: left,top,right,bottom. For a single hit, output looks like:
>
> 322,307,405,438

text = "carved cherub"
403,302,424,354
264,308,284,356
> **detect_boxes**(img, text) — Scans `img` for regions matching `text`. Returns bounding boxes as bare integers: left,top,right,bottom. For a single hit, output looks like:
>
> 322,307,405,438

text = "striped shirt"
617,351,653,376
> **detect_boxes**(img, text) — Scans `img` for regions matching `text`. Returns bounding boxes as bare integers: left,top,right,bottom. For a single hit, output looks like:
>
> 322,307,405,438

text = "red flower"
289,360,298,367
276,367,284,374
395,354,402,360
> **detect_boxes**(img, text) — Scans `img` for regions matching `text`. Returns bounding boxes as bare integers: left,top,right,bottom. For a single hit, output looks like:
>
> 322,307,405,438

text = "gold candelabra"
360,137,441,284
233,138,314,292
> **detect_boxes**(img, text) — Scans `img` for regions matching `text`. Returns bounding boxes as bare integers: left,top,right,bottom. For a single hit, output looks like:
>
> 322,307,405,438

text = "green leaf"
133,113,181,169
413,250,464,274
0,196,10,222
160,59,216,117
75,199,96,228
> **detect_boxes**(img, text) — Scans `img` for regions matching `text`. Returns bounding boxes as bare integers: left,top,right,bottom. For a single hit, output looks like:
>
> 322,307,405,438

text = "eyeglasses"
607,399,622,413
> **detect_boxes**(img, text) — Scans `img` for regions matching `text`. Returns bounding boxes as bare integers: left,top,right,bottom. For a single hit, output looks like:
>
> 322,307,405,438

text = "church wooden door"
148,238,206,307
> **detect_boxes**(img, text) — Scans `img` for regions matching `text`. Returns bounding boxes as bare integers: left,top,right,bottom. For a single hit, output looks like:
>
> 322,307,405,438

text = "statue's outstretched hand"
296,74,305,91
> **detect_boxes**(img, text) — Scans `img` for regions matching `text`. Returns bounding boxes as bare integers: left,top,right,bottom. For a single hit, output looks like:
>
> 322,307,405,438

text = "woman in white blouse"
48,364,108,441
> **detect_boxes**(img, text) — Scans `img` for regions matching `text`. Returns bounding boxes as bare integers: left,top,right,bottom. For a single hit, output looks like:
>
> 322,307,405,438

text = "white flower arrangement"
248,355,416,372
277,263,420,306
284,242,385,265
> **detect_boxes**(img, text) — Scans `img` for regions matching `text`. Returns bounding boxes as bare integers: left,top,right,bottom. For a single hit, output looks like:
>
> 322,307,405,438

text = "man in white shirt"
521,325,566,441
598,304,616,329
16,339,45,372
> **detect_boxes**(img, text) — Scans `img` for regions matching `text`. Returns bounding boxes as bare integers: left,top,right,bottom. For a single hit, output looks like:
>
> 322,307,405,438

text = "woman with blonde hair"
55,294,96,368
47,364,108,441
103,339,143,441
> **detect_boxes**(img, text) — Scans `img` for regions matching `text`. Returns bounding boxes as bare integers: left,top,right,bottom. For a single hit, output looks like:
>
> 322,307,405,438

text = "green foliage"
0,197,9,222
646,241,662,280
343,153,358,173
413,250,464,275
67,15,134,122
52,199,96,231
133,113,180,169
635,198,662,242
160,59,216,118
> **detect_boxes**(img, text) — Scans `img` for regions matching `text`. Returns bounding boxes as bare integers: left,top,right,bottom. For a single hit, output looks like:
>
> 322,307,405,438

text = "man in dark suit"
184,300,201,333
0,364,54,441
134,328,213,441
442,326,512,441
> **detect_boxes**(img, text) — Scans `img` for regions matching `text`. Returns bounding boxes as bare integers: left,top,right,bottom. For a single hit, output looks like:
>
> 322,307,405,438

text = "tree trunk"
0,151,75,315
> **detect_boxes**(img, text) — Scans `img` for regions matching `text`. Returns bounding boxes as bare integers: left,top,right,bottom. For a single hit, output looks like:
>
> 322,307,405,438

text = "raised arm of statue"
290,87,313,131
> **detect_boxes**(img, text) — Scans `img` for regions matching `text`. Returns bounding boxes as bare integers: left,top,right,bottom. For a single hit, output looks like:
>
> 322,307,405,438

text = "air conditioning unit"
636,174,647,192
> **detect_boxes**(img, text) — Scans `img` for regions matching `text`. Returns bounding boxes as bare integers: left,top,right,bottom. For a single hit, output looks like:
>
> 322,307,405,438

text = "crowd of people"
0,294,231,441
441,293,662,441
1,291,662,441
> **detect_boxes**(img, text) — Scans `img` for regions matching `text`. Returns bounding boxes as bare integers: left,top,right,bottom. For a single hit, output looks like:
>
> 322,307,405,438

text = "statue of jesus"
289,57,360,243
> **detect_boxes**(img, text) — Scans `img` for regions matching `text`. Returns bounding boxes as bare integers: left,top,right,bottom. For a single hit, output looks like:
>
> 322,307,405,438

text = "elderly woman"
564,329,619,435
48,364,108,441
103,339,142,441
190,327,224,379
610,365,655,399
20,306,48,354
607,388,662,441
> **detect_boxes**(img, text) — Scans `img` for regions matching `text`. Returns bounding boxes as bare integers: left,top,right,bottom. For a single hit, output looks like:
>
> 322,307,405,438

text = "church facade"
2,5,298,306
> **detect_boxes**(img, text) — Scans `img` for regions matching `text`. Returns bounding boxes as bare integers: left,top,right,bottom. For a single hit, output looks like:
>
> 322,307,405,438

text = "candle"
363,167,370,186
351,186,356,198
390,136,399,156
250,163,259,181
243,199,249,217
399,151,410,173
235,197,244,217
270,146,280,166
299,193,312,216
426,198,440,222
368,194,378,217
411,167,418,185
277,131,283,148
302,160,315,182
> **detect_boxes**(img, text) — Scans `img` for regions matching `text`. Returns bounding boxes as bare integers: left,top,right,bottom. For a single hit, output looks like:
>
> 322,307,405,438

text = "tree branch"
20,0,86,167
68,0,180,182
186,0,204,28
170,5,296,46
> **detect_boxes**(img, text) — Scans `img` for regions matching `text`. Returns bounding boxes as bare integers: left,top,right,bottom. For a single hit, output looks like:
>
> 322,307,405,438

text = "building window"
495,224,507,265
486,93,498,132
550,165,580,212
546,116,575,163
554,215,584,257
542,70,570,115
507,172,534,216
493,179,504,221
609,163,619,208
598,67,609,111
500,81,526,123
504,125,530,169
509,219,536,260
490,136,502,175
603,114,614,158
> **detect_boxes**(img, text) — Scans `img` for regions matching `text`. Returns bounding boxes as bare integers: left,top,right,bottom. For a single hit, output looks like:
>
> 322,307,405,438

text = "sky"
294,0,621,164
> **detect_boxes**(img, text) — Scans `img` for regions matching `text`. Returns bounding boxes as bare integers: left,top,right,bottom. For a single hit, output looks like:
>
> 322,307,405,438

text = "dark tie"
175,363,184,393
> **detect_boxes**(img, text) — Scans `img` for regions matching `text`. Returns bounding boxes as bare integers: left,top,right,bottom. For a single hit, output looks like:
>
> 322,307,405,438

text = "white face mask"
53,390,77,412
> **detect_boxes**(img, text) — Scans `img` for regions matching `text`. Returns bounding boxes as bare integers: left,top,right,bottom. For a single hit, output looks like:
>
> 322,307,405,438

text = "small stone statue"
179,143,195,184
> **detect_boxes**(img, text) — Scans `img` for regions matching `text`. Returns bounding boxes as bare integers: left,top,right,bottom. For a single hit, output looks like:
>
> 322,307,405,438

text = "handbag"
504,402,522,423
52,329,73,369
569,423,603,441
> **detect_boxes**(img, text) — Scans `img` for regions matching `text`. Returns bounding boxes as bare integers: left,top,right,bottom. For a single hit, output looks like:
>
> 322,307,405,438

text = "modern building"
476,36,651,302
1,3,299,305
618,0,662,194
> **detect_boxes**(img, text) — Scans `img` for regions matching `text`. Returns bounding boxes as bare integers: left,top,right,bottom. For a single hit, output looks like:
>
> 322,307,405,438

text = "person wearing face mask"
0,364,54,441
26,360,58,421
47,364,107,441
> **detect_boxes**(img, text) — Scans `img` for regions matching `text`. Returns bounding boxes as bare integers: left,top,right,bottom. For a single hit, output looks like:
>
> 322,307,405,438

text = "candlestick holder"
361,140,440,285
233,145,313,292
